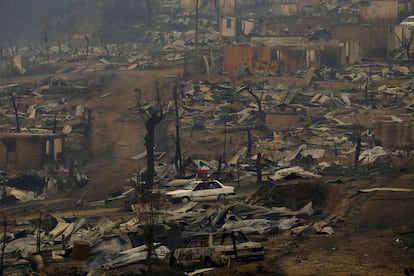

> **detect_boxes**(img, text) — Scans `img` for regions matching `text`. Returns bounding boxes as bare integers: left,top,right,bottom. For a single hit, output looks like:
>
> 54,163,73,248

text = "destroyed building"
0,133,65,172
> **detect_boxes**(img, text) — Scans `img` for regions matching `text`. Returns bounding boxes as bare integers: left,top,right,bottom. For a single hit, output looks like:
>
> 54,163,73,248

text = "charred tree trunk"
43,33,49,61
68,154,74,179
195,0,200,70
364,78,369,106
99,35,109,58
36,211,42,253
0,215,6,276
223,122,227,164
53,113,58,134
43,16,49,61
246,127,252,158
217,155,223,180
236,161,241,188
135,83,164,276
246,88,266,128
143,220,155,274
231,231,239,260
173,82,183,177
143,81,163,191
401,29,413,61
84,109,93,137
214,0,221,32
354,135,362,168
256,152,262,185
136,200,158,276
11,93,20,133
145,123,156,190
84,35,89,58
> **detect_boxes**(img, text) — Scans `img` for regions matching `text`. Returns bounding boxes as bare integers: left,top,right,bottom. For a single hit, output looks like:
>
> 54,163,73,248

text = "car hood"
166,189,190,196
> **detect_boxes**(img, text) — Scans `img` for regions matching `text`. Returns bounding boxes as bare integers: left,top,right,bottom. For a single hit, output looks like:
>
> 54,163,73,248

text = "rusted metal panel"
224,45,320,73
223,46,254,72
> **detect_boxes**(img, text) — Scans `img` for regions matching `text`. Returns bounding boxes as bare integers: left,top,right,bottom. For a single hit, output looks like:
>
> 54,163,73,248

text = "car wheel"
218,194,226,201
170,257,178,268
181,196,190,204
204,256,215,267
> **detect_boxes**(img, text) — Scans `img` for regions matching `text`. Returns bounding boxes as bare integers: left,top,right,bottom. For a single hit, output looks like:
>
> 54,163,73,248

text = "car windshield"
213,232,249,245
184,182,197,190
403,17,414,22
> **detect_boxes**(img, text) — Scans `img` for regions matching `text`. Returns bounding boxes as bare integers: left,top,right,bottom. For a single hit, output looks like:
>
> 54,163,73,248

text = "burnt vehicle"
0,83,34,96
169,230,264,268
35,78,87,95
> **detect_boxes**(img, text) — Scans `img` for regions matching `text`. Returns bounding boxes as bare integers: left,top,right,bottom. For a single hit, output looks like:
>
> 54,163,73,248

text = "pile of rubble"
0,194,319,274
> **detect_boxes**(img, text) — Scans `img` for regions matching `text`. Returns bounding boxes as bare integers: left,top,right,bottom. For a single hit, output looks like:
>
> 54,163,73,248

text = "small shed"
0,133,65,172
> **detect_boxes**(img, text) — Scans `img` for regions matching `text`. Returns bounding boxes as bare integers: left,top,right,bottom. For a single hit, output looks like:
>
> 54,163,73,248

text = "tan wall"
54,138,64,160
271,3,298,16
375,121,414,149
0,136,65,172
181,0,234,15
332,24,393,59
221,0,235,16
297,0,320,13
221,17,236,37
16,138,44,170
338,41,361,64
398,1,413,16
360,0,398,22
261,17,334,37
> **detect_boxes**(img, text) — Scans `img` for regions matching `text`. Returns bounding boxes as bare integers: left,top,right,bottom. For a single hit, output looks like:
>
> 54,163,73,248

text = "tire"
170,257,178,268
181,196,190,204
218,194,226,201
204,256,215,267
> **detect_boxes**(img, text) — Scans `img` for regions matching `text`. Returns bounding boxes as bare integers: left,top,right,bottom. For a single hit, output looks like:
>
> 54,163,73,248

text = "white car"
165,180,235,203
400,16,414,27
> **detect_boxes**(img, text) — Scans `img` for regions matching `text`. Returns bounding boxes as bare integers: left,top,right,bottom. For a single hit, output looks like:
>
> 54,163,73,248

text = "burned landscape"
0,0,414,275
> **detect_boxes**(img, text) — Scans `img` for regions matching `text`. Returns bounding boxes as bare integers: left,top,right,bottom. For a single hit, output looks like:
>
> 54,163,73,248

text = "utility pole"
223,121,227,163
36,211,42,253
195,0,200,71
0,214,6,276
173,81,183,176
42,16,49,62
214,0,222,44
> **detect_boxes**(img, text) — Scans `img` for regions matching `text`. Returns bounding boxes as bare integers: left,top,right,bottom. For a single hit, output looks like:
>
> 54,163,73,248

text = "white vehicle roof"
400,16,414,26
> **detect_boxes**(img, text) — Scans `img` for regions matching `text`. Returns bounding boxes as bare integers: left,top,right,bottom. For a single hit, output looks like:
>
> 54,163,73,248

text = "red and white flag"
196,165,210,174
